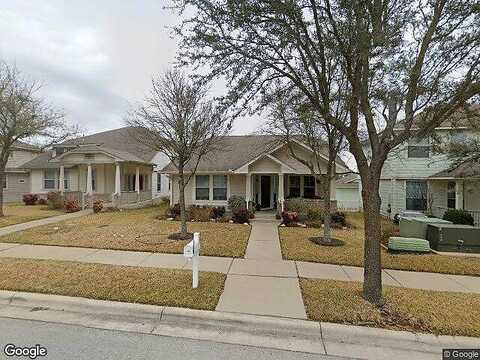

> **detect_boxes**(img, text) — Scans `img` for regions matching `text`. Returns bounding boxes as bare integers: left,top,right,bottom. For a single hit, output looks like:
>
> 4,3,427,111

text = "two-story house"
2,141,42,203
376,106,480,225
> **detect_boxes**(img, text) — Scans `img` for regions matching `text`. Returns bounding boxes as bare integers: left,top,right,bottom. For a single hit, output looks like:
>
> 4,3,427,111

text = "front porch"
56,162,153,208
429,179,480,226
245,173,336,213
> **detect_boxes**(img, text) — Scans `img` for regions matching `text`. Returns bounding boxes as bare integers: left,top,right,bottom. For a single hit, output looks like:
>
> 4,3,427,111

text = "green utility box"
388,237,431,252
399,217,452,240
426,224,480,253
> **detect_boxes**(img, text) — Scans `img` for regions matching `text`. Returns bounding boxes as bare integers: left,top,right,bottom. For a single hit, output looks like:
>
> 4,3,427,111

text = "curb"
0,291,477,359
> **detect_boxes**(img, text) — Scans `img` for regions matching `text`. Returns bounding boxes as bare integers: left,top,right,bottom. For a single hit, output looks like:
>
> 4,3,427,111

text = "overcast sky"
0,0,263,136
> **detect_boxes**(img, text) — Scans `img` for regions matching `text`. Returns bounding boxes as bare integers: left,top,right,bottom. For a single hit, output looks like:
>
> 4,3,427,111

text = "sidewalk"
0,209,92,237
0,290,477,360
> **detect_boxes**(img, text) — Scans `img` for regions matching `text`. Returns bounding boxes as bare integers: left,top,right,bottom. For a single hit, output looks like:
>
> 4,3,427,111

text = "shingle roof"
52,144,148,164
430,160,480,178
63,127,157,162
12,141,41,152
161,135,348,173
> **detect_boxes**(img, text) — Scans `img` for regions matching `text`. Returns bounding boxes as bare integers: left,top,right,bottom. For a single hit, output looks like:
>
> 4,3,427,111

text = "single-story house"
161,135,350,212
21,127,170,206
335,174,361,211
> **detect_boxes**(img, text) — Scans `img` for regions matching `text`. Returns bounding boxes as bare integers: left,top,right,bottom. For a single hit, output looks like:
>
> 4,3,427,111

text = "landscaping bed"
0,206,251,258
0,257,225,310
280,212,480,276
0,204,64,228
300,278,480,337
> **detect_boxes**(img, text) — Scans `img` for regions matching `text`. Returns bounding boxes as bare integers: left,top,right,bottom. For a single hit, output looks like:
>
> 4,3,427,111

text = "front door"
260,176,271,208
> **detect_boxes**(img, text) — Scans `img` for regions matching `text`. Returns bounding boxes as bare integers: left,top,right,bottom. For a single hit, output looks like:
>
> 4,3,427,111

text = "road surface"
0,317,350,360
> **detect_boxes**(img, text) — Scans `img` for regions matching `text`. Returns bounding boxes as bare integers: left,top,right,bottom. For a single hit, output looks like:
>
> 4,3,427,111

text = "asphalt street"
0,317,351,360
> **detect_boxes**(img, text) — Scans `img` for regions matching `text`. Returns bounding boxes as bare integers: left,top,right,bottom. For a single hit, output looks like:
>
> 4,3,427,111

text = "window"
213,175,227,200
63,169,70,190
44,169,57,190
2,174,7,189
449,130,466,144
303,176,316,198
91,169,97,192
408,136,430,158
196,175,210,200
406,180,427,211
123,174,135,192
157,173,162,192
139,175,144,191
447,181,456,209
289,176,301,198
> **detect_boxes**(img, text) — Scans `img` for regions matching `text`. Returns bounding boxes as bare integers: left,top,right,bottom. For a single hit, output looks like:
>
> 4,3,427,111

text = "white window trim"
43,169,58,190
192,174,230,205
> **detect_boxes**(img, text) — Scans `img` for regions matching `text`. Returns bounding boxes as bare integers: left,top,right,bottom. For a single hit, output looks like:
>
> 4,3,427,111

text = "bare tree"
0,62,73,217
265,88,347,243
172,0,480,304
128,69,230,239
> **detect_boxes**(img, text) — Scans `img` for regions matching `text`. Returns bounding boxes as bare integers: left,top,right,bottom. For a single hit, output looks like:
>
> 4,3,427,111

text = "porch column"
135,166,140,194
278,173,284,212
455,180,464,209
86,164,93,194
59,165,65,193
115,163,121,195
245,173,252,208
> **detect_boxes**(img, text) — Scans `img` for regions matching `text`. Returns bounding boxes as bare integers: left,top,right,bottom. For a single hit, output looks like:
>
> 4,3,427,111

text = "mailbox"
183,241,194,258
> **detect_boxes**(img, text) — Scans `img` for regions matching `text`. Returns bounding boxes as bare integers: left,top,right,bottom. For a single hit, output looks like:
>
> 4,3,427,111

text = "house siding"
6,149,39,169
3,173,30,203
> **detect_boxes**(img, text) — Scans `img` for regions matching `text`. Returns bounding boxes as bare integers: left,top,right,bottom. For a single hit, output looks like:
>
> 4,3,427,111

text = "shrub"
443,209,474,226
284,198,309,214
168,203,181,218
306,207,324,222
331,211,347,227
64,200,80,213
228,195,246,211
38,198,47,205
22,193,38,206
232,207,251,224
189,205,213,222
93,200,104,214
281,211,299,226
47,192,64,210
381,222,399,246
212,206,226,219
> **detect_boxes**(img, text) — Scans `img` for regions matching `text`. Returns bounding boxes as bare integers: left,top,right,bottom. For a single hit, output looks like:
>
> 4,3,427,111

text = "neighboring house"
374,106,480,225
2,141,42,203
161,135,350,212
21,127,170,206
335,174,361,211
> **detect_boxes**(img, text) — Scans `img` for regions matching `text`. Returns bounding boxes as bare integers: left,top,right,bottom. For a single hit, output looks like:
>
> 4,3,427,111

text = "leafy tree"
128,69,230,239
0,62,73,217
171,0,480,304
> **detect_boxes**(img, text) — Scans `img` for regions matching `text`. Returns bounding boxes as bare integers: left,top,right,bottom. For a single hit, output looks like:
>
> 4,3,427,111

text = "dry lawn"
0,257,225,310
0,206,250,258
280,212,480,276
301,278,480,337
0,204,63,228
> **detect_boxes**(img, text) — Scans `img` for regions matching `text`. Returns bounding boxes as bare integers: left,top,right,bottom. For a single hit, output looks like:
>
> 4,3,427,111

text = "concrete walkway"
0,241,479,294
0,209,93,237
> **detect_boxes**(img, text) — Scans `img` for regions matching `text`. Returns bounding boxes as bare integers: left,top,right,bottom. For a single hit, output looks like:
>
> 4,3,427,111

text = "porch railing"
432,206,480,227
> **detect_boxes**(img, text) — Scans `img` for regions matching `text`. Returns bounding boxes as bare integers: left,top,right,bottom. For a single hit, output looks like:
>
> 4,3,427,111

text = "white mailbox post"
183,232,200,288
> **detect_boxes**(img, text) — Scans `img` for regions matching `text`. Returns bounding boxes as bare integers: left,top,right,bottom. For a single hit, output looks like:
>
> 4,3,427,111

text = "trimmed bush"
281,211,299,226
228,195,246,211
64,200,81,213
189,205,213,222
22,193,38,206
93,200,104,214
443,209,474,226
212,206,226,219
232,207,251,224
306,207,324,222
47,192,64,210
38,198,47,205
284,198,309,214
331,211,347,227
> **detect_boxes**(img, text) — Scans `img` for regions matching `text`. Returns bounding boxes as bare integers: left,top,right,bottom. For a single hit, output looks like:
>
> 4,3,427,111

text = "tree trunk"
0,168,5,217
178,166,188,237
323,173,332,242
361,177,383,305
